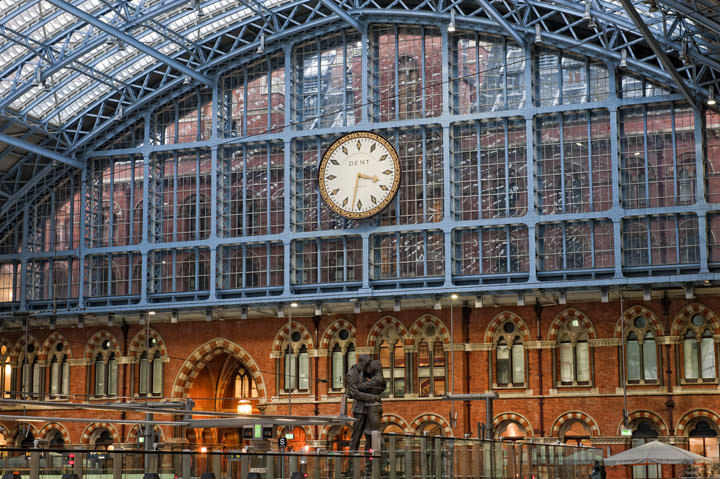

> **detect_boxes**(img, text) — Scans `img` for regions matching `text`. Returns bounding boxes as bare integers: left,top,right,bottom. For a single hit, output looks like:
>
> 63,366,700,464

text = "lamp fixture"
517,294,525,307
708,85,717,106
277,306,284,318
314,303,322,316
171,311,178,324
148,310,156,316
475,295,483,308
237,400,252,415
643,287,652,302
394,298,401,312
257,32,265,54
240,306,248,320
559,291,567,305
685,284,694,300
620,49,628,68
535,23,542,44
33,68,42,87
433,296,442,310
448,10,456,33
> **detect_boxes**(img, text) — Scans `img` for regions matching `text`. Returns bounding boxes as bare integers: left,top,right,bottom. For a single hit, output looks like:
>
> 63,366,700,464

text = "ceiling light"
257,32,265,54
448,10,456,33
620,49,628,68
708,85,717,106
535,23,542,44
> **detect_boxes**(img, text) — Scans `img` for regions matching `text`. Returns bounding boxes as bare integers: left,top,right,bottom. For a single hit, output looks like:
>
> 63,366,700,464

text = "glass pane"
108,359,117,396
559,342,574,382
576,341,590,382
627,339,641,381
152,356,163,394
95,361,106,396
701,337,716,379
684,338,699,379
298,351,309,390
496,344,509,385
139,358,149,394
50,361,59,395
331,350,344,389
32,363,41,395
643,338,657,381
511,343,524,384
61,361,69,396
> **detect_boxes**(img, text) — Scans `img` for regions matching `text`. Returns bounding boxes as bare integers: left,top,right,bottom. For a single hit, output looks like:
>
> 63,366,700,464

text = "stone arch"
381,414,411,434
493,412,534,437
484,311,531,343
13,335,41,360
408,314,450,345
614,305,664,337
171,338,266,398
671,302,720,336
278,424,313,443
126,423,164,443
40,332,72,360
271,320,314,354
549,411,601,437
38,422,71,443
547,308,598,341
367,315,409,347
84,331,121,359
9,423,38,443
80,422,120,444
621,410,669,436
127,328,168,357
676,409,720,436
320,318,357,350
409,413,453,436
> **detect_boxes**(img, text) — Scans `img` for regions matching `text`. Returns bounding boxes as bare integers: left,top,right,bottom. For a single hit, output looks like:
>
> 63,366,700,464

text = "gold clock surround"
318,131,401,219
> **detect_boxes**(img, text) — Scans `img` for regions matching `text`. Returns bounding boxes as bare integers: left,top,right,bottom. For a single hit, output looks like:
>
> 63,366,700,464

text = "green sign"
254,424,263,439
621,428,632,436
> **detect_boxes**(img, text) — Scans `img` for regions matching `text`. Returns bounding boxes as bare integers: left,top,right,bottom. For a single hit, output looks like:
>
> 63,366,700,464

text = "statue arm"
346,373,378,402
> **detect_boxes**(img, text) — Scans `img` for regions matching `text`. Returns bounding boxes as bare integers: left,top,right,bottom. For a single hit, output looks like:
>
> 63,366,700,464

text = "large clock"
319,131,401,219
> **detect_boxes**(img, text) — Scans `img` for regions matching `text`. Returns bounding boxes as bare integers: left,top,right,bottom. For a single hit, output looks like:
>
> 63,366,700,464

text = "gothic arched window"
556,316,591,386
494,321,524,387
682,314,717,382
625,316,658,384
329,328,356,391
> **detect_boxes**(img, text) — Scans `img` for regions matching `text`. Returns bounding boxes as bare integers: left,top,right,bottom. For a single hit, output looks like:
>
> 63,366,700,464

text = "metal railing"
0,436,602,479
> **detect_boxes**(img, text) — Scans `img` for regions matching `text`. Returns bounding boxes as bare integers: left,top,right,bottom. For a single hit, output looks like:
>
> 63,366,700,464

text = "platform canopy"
604,440,712,466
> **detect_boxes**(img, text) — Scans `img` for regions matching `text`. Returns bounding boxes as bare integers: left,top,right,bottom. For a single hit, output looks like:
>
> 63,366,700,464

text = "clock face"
319,132,401,219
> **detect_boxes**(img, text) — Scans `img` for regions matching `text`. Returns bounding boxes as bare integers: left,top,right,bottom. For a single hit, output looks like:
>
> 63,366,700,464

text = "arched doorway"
631,420,660,479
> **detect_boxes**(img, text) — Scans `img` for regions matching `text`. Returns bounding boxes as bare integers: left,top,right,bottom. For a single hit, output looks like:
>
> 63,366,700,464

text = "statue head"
356,354,371,370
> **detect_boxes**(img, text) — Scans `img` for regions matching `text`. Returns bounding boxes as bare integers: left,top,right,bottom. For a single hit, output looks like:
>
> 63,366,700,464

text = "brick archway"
84,331,121,359
126,423,164,443
672,303,720,336
367,316,409,347
271,321,314,355
80,423,120,445
40,332,72,360
493,412,534,437
615,305,664,337
408,314,450,344
382,414,411,434
676,409,720,436
409,413,452,436
38,422,71,443
548,308,597,341
171,338,266,398
550,411,600,437
320,319,357,350
621,410,669,436
484,312,531,343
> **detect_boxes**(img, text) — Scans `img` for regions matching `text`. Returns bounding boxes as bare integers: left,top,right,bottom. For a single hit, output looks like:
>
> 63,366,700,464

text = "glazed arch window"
497,420,525,441
688,420,719,460
138,336,164,396
377,326,405,398
283,332,309,393
48,342,69,399
0,345,11,398
20,343,40,400
683,314,717,382
556,317,591,386
330,328,356,391
494,321,525,388
94,339,118,397
417,323,446,397
625,316,658,384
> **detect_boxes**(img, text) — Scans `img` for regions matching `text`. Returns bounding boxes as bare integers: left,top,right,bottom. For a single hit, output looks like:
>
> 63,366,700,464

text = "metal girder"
618,0,697,109
0,132,81,169
475,0,526,46
317,0,360,31
46,0,212,87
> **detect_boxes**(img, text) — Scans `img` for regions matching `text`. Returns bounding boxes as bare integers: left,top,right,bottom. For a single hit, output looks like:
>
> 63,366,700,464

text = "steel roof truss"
475,0,525,46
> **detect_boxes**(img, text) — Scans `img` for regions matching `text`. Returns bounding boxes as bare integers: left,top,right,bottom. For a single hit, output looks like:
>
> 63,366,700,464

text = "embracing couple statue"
344,354,387,451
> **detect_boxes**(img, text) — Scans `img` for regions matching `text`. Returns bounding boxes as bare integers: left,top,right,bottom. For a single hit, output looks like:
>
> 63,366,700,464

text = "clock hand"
351,173,360,209
358,173,379,182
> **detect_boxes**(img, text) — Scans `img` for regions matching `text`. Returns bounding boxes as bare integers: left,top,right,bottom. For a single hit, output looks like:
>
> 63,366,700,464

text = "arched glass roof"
1,0,720,226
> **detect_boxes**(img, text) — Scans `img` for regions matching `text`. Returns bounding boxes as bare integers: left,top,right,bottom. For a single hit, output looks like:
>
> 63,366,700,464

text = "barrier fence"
0,436,603,479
